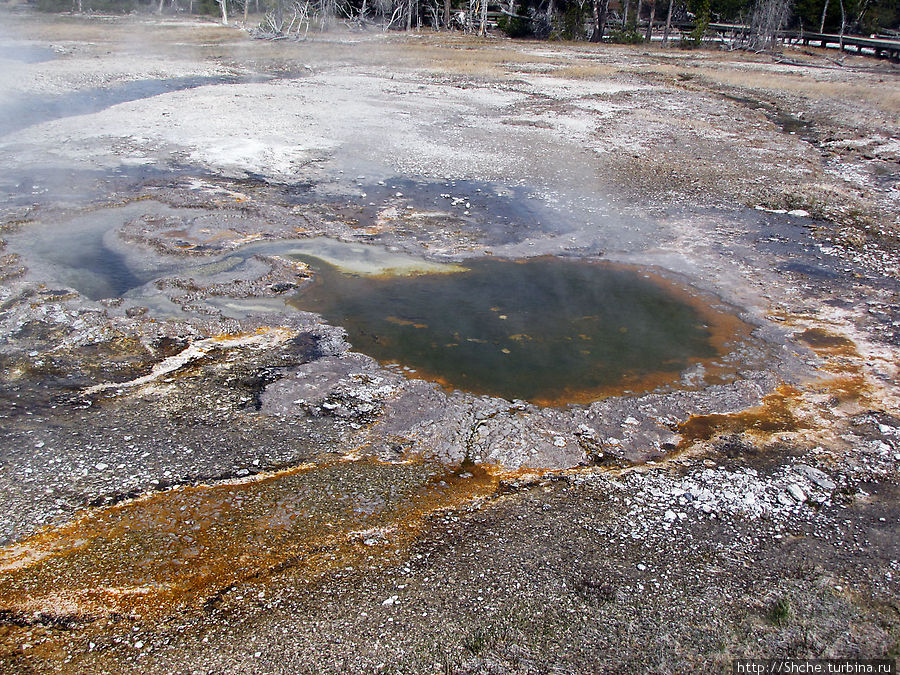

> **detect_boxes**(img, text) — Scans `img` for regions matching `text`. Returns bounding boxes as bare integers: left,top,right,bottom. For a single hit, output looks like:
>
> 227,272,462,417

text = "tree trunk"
443,0,450,27
622,0,630,27
635,0,643,33
591,0,608,41
218,0,228,24
644,0,655,41
855,0,871,31
243,0,249,23
158,0,165,14
479,0,487,35
407,0,413,30
818,0,829,32
838,0,845,49
663,0,673,43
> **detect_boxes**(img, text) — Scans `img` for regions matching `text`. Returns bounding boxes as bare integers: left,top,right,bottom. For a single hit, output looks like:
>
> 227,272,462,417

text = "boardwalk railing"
665,21,900,61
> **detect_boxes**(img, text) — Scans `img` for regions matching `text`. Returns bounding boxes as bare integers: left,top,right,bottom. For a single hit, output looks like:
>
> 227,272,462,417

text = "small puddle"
723,94,817,144
289,255,748,405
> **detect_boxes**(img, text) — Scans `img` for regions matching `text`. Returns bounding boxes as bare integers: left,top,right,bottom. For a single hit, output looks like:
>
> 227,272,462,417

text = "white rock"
95,463,108,471
382,595,399,606
787,484,807,503
664,510,677,521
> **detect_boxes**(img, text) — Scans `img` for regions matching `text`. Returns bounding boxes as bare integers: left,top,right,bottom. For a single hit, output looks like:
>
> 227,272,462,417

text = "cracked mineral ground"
0,9,899,674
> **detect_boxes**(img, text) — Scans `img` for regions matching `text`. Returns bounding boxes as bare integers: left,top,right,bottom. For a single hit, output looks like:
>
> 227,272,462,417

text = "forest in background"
17,0,900,51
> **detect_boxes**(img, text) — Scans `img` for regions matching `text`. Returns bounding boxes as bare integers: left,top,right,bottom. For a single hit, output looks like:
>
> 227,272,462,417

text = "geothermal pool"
290,255,742,405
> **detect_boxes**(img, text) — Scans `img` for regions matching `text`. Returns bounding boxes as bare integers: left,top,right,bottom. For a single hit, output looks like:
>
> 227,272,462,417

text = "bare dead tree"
423,0,440,28
257,0,312,37
216,0,229,24
748,0,792,51
384,1,405,29
321,0,337,30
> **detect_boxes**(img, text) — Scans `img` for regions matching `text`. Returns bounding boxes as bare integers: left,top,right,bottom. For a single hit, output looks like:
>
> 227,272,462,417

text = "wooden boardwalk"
788,30,900,61
700,22,900,61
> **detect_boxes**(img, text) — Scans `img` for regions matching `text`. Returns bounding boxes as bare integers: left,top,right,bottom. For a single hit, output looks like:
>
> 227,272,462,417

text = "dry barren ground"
0,9,898,674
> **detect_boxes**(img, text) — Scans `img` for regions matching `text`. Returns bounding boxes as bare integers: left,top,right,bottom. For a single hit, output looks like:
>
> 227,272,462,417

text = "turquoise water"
290,256,726,404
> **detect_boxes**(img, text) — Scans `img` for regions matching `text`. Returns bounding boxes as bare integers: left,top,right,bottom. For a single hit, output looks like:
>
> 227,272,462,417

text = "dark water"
722,94,817,143
290,256,724,404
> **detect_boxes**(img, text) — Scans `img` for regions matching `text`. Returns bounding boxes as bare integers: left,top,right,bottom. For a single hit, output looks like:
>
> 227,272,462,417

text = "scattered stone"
787,484,807,503
794,464,836,491
777,492,795,507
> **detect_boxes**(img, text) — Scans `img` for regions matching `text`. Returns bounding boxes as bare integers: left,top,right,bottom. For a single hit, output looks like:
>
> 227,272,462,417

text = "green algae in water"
290,256,733,405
